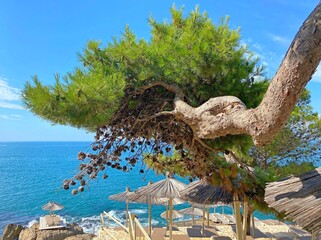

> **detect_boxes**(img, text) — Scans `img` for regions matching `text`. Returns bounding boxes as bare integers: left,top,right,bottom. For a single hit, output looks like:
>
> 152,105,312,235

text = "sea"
0,142,275,236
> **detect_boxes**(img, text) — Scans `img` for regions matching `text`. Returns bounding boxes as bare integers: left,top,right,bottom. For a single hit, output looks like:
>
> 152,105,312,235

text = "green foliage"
250,89,321,168
271,161,316,179
244,89,320,218
23,53,126,130
22,7,320,222
144,150,191,177
23,6,267,130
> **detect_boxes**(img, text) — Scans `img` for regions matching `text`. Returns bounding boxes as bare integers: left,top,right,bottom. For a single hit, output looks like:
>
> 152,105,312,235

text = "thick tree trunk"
172,2,321,146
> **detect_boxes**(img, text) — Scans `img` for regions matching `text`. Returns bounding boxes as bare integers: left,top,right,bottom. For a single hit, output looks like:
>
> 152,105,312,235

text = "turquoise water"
0,142,274,235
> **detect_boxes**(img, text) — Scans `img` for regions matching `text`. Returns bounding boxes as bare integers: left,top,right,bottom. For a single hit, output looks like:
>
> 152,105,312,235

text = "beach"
94,218,313,240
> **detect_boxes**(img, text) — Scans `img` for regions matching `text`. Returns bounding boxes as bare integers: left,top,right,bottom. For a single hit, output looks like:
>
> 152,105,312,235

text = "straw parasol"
134,173,187,240
179,206,203,225
161,209,184,219
180,179,249,240
180,179,241,205
42,201,64,215
128,190,185,235
265,167,321,235
109,187,134,227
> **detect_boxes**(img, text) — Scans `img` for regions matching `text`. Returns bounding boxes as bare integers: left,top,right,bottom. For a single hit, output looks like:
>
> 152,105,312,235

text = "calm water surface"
0,142,274,235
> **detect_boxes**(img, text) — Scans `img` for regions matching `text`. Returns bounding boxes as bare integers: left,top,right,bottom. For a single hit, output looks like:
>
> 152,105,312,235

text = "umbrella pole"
166,204,169,230
126,201,129,227
192,205,194,225
207,208,210,228
202,207,205,236
251,213,255,238
242,201,249,240
233,194,243,240
222,205,224,214
148,196,152,236
169,197,173,240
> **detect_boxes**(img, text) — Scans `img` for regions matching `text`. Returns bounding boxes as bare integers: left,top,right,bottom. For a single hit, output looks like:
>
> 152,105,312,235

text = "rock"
1,224,24,240
18,223,38,240
64,233,95,240
19,223,85,240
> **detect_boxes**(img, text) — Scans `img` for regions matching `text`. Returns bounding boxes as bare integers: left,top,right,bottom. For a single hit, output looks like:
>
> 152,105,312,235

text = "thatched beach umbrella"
160,208,184,231
128,191,184,235
180,179,249,240
190,202,225,226
109,186,134,227
134,174,187,240
161,209,184,219
42,201,64,215
265,167,321,235
180,179,240,205
179,206,203,225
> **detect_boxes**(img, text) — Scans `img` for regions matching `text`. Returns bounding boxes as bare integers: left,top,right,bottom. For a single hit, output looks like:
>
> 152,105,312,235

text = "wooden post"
166,204,169,230
202,206,205,236
126,186,130,228
242,201,249,240
251,213,255,238
192,205,195,225
207,208,210,227
233,194,243,240
169,197,173,240
129,213,136,240
148,196,152,236
126,200,129,227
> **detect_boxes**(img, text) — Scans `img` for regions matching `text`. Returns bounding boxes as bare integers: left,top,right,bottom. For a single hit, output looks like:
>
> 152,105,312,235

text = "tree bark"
171,2,321,146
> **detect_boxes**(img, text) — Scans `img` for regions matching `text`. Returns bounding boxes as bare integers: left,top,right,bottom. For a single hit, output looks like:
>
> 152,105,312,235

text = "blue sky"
1,0,321,141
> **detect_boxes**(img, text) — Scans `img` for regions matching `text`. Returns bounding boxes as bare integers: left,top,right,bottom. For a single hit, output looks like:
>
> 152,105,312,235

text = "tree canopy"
24,8,267,130
23,7,268,187
23,4,321,202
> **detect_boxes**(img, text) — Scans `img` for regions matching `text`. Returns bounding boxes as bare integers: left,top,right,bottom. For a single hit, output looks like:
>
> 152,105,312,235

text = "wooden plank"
134,217,152,240
233,194,243,240
103,211,129,232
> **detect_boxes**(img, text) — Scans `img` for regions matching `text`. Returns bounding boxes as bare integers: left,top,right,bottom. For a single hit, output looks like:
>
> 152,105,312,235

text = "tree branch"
166,2,321,146
133,81,185,98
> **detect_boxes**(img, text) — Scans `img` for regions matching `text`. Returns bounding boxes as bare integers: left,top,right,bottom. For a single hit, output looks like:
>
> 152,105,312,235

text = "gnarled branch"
167,2,321,146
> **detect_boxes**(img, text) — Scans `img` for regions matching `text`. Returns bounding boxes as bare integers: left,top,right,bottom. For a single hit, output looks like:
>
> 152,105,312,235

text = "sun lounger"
213,214,229,225
39,215,67,230
44,215,55,226
209,213,223,224
207,213,220,223
253,217,266,227
222,214,235,224
187,227,202,237
288,226,310,236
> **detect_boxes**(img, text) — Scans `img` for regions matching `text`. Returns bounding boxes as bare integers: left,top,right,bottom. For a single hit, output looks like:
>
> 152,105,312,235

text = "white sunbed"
39,214,67,230
211,213,230,225
222,214,235,224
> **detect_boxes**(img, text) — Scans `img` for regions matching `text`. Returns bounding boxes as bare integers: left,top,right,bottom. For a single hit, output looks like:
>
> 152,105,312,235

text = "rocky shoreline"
1,223,95,240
